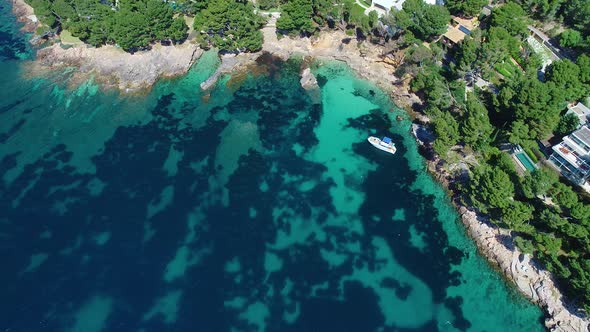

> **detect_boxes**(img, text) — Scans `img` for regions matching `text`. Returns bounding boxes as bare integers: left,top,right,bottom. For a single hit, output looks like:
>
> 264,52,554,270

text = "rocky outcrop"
12,0,202,92
200,52,259,91
458,208,589,332
300,67,318,90
300,67,321,104
34,43,203,92
411,123,435,146
11,0,39,33
258,23,423,110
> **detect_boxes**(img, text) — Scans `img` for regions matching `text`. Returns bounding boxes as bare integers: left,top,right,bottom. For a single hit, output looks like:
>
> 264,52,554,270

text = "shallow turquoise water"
0,6,545,332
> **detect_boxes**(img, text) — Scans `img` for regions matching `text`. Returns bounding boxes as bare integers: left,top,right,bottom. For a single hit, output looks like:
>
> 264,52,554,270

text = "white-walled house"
369,0,438,16
565,102,590,128
549,125,590,186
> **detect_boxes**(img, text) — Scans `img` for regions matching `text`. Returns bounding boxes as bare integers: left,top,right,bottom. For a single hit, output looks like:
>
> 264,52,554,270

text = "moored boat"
368,136,396,155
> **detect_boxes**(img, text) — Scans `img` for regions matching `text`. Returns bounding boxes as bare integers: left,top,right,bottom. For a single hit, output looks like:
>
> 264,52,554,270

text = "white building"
549,125,590,185
565,102,590,128
369,0,437,16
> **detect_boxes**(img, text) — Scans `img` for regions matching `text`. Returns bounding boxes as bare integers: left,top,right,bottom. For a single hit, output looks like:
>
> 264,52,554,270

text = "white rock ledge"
35,43,203,92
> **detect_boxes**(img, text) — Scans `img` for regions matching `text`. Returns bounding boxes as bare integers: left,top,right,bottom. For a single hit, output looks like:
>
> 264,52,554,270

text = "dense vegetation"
275,0,380,36
193,0,264,52
520,0,590,51
444,0,487,17
28,0,188,51
394,0,590,310
26,0,267,52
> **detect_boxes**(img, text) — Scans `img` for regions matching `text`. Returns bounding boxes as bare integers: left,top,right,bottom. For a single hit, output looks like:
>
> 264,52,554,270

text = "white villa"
549,125,590,186
369,0,437,16
565,102,590,128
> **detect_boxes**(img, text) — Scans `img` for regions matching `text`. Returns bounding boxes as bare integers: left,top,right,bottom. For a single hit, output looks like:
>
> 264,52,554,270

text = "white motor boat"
368,136,396,155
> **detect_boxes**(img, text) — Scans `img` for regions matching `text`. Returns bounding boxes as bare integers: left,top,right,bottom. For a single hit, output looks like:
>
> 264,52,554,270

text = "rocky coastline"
12,0,203,92
11,1,590,330
201,16,421,110
11,0,37,34
32,42,203,92
425,154,590,332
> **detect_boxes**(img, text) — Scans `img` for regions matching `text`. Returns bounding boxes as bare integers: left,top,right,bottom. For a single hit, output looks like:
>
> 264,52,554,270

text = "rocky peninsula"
12,0,202,92
11,1,590,330
34,43,202,92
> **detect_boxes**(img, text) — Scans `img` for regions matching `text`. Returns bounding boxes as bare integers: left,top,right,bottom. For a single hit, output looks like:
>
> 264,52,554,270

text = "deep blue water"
0,5,545,332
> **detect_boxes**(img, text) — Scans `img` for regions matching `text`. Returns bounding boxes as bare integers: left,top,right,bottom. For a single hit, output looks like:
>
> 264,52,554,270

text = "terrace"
549,126,590,186
526,26,562,71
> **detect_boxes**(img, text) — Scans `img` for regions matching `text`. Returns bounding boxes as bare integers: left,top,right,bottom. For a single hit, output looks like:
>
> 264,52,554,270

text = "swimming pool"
516,151,537,172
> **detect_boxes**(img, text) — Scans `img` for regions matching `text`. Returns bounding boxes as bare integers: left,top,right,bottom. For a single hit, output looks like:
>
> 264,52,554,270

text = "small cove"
0,7,545,332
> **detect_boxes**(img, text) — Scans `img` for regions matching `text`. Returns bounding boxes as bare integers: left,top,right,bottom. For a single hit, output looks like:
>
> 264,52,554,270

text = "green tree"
487,148,518,176
276,0,314,34
560,29,583,48
508,120,530,145
500,75,562,140
444,0,487,17
522,0,563,21
51,0,76,24
534,232,563,256
545,60,586,102
461,93,493,150
571,203,590,222
368,10,379,29
551,182,579,210
570,259,590,308
478,27,521,78
427,107,460,156
411,66,455,110
501,200,534,232
166,17,189,43
194,0,264,52
520,167,558,198
491,2,528,37
28,0,56,27
577,54,590,84
564,0,590,36
257,0,280,10
556,113,580,135
113,13,150,51
514,235,535,254
398,0,450,41
469,165,515,212
539,209,568,231
145,0,175,41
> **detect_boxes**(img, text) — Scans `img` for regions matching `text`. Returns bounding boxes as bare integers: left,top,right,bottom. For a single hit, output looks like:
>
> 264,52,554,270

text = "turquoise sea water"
0,5,546,332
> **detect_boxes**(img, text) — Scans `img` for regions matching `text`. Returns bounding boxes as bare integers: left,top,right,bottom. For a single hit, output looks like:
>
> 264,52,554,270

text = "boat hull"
368,136,396,155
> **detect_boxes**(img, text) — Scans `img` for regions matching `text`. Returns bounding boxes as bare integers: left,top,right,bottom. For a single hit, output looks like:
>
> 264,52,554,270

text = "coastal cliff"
426,156,590,332
460,207,588,332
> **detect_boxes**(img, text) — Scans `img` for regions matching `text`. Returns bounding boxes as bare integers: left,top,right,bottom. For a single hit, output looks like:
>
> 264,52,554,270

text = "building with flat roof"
565,102,590,128
372,0,404,12
549,126,590,185
369,0,437,16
